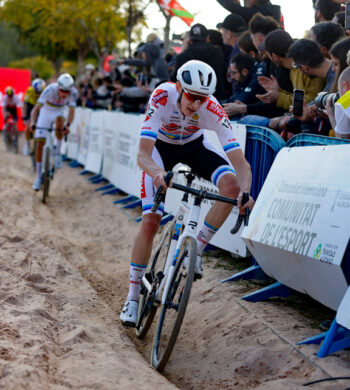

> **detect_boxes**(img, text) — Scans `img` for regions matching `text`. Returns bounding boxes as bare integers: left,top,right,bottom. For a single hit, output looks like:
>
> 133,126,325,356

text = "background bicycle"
135,169,249,371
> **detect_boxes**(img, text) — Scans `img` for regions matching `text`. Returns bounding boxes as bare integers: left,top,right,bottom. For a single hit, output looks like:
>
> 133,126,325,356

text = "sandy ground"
0,134,349,390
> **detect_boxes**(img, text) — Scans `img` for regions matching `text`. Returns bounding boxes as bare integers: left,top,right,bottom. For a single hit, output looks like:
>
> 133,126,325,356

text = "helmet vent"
182,70,192,85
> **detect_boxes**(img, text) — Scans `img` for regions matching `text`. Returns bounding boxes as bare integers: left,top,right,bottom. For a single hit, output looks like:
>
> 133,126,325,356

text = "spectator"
248,13,280,54
330,37,350,92
93,76,113,109
332,11,345,29
325,66,350,138
315,0,341,22
171,23,227,101
227,53,266,104
238,31,260,58
311,22,345,59
216,0,283,27
217,13,248,66
124,34,169,81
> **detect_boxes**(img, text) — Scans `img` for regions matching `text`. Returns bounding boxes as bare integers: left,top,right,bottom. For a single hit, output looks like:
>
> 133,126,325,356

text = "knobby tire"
151,236,196,371
135,219,176,339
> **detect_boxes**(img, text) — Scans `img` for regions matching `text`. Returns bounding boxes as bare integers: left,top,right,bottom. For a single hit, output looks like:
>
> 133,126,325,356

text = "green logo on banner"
313,244,322,259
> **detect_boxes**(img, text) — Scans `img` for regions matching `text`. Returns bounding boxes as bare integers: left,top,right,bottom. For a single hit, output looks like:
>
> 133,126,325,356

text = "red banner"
0,67,31,131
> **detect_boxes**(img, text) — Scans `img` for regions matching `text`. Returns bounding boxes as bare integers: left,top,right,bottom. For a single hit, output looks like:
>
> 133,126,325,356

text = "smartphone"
346,2,350,31
292,89,304,117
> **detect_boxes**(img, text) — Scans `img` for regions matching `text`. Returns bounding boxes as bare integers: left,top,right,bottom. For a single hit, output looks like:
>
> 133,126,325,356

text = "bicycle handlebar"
152,171,250,233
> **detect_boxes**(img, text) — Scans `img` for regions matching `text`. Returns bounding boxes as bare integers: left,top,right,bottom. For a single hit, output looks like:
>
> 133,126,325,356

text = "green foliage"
8,56,55,80
0,22,38,66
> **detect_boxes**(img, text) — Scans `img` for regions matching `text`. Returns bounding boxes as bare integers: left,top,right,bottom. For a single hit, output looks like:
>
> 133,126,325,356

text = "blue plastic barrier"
287,133,350,148
245,126,286,200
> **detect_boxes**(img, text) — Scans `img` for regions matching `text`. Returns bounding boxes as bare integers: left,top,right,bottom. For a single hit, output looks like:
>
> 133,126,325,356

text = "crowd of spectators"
75,0,350,139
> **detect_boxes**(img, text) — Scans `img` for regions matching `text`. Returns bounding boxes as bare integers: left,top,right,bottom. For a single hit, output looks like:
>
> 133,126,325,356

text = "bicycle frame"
142,183,203,307
40,128,55,178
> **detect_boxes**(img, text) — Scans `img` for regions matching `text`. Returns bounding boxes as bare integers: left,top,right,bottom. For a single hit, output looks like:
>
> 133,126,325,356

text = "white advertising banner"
85,110,104,174
109,113,143,197
242,145,350,310
165,124,248,256
66,107,82,160
101,111,119,183
337,285,350,330
77,108,92,166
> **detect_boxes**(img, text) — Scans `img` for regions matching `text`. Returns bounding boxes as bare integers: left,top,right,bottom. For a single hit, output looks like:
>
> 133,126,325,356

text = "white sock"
36,162,42,180
127,262,147,302
196,221,219,256
56,140,62,155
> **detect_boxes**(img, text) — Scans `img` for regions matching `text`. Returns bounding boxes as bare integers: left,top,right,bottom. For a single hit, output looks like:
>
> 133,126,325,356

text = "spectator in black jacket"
217,13,248,68
216,0,283,27
171,23,227,101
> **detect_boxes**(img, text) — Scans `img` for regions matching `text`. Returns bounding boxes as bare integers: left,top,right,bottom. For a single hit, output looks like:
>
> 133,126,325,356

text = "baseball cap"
189,23,209,41
216,14,247,33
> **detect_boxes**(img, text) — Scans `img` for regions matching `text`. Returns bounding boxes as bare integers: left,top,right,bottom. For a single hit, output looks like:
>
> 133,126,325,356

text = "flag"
157,0,194,27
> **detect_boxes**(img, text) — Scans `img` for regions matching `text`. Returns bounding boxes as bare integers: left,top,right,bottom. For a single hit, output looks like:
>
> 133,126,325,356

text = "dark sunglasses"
183,90,209,104
59,89,71,94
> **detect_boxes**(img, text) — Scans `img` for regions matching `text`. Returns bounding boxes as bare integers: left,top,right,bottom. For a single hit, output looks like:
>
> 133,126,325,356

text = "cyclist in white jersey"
120,60,254,326
30,73,78,191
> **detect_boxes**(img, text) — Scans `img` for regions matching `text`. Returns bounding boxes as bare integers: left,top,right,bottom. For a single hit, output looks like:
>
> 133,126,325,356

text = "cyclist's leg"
121,146,165,325
54,115,65,168
185,136,240,256
23,103,34,155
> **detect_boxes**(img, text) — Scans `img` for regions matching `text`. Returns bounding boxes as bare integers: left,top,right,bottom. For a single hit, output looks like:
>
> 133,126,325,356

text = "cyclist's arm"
67,106,75,126
30,103,42,126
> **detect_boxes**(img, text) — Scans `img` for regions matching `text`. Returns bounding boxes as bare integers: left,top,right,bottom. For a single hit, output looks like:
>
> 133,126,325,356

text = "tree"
0,0,127,74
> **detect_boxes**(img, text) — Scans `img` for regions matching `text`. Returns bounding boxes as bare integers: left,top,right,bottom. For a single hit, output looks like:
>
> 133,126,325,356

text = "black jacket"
171,41,227,102
216,0,282,26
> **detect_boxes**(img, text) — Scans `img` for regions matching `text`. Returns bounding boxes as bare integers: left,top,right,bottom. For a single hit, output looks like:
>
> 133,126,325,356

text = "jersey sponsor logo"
162,123,182,132
207,100,226,118
184,125,200,133
151,89,168,107
192,113,199,120
228,138,237,143
141,126,152,130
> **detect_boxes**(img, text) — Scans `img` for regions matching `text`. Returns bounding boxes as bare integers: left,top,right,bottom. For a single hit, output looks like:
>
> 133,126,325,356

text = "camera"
314,91,339,110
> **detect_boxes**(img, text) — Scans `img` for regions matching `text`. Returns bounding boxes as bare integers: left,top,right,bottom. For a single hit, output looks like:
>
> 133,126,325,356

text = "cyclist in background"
120,60,254,326
30,73,77,191
2,86,21,122
23,78,46,156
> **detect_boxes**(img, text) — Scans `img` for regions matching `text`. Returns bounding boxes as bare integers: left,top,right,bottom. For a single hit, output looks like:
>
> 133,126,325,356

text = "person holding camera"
325,66,350,139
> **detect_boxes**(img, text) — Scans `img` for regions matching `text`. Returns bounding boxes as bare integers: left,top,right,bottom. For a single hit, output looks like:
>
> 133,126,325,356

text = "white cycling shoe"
32,177,42,191
120,300,138,327
22,142,30,156
182,255,203,281
55,154,62,169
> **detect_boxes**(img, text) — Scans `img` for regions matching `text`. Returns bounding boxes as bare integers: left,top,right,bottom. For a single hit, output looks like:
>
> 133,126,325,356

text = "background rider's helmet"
32,78,46,94
57,73,74,91
176,60,216,96
5,86,14,97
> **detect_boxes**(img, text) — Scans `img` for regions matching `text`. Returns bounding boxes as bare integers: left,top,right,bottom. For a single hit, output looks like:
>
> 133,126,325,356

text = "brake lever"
151,171,174,213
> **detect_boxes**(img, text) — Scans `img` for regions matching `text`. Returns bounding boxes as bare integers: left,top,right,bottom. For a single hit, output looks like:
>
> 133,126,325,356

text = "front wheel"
135,219,176,339
151,236,197,371
42,147,50,203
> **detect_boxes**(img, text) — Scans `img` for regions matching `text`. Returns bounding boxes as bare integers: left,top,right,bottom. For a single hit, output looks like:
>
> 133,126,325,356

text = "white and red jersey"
140,82,241,154
37,83,78,109
2,95,21,109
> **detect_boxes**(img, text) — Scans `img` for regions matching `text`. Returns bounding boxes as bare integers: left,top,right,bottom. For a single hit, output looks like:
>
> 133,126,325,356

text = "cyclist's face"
58,89,71,99
176,82,208,116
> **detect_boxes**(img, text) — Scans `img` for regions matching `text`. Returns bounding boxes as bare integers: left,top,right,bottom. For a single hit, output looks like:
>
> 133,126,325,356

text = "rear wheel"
151,236,197,371
135,219,176,339
42,148,50,203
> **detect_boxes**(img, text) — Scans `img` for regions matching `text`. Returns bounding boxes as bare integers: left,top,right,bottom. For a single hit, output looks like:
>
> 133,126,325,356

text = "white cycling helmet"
57,73,74,91
176,60,216,96
32,78,46,94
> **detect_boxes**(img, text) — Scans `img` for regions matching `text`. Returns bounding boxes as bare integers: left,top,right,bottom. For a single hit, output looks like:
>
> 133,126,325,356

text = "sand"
0,135,349,390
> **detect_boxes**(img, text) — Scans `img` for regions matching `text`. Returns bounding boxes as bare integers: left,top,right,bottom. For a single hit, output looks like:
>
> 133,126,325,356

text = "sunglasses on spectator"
183,90,209,104
292,61,303,69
